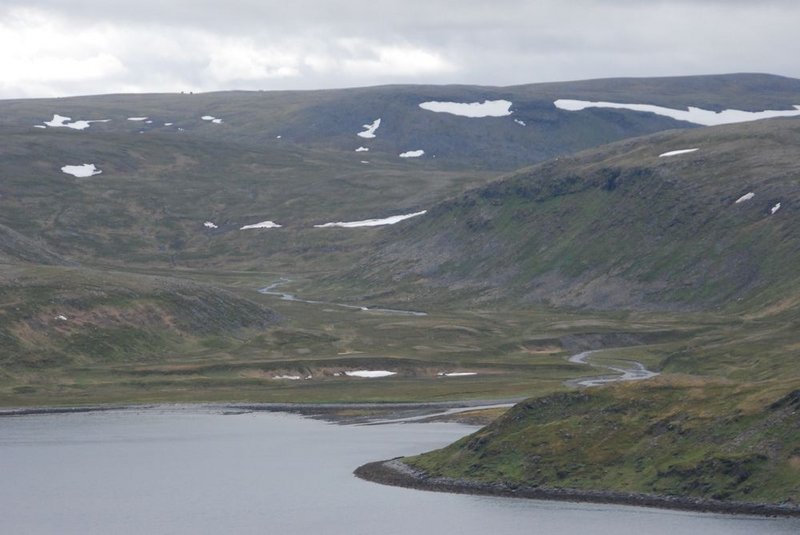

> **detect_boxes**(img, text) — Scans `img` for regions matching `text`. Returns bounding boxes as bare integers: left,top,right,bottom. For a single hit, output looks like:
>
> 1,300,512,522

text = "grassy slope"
408,379,800,506
0,223,69,265
345,118,800,313
0,263,278,397
0,128,493,271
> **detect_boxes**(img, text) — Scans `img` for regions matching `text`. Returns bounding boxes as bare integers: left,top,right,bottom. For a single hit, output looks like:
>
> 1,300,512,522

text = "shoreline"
0,399,520,420
354,458,800,518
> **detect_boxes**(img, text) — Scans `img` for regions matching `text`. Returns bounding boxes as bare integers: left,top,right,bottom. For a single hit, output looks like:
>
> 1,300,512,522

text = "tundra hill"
341,117,800,313
405,379,800,509
2,73,800,172
0,127,498,271
2,74,800,273
0,264,279,371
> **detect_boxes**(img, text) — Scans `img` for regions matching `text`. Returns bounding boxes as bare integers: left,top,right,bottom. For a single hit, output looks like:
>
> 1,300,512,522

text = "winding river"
1,407,797,535
567,349,659,387
258,278,427,316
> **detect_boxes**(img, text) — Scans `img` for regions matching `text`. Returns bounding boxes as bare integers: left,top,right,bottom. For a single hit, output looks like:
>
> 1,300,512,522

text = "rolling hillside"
345,117,800,313
2,73,799,172
2,73,800,414
2,73,799,275
0,265,279,370
405,379,800,509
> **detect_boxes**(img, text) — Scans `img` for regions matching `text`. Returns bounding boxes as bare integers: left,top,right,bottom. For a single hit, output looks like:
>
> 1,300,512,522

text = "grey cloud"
1,1,798,98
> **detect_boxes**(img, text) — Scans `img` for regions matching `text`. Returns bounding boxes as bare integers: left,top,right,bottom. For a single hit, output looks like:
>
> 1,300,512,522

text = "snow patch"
553,100,800,126
438,372,478,377
659,148,699,157
201,115,223,124
360,160,369,164
399,149,424,158
61,163,102,178
314,210,426,228
203,221,218,229
771,203,782,215
55,315,68,321
735,192,755,204
357,118,381,138
240,220,282,230
45,114,72,127
276,135,282,139
273,375,301,380
344,370,396,378
355,146,369,152
44,114,110,130
127,117,148,121
33,125,47,129
514,118,526,126
164,122,173,126
419,99,513,118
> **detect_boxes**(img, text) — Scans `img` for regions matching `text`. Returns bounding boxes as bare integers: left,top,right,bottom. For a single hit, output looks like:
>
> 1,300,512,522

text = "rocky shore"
355,458,800,518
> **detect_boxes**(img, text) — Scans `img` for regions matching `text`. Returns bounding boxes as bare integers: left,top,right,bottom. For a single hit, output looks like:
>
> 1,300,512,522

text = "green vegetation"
408,380,800,506
2,74,800,508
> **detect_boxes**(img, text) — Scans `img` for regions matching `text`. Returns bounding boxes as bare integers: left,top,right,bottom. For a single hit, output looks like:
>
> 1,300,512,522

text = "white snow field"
313,210,427,228
399,150,424,158
344,370,396,378
554,100,800,126
44,114,110,130
659,148,699,157
419,100,513,117
61,164,102,177
357,118,381,138
240,220,282,230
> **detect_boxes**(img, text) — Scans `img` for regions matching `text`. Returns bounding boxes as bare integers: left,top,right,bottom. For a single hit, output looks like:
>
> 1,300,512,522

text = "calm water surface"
1,408,798,535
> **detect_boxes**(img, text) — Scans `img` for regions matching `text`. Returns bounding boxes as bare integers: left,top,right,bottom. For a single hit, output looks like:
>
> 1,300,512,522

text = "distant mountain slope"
2,73,799,171
2,74,799,271
347,117,800,312
0,127,493,269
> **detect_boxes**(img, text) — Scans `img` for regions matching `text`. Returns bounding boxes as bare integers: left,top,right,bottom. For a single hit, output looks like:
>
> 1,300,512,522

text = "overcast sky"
2,0,799,98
